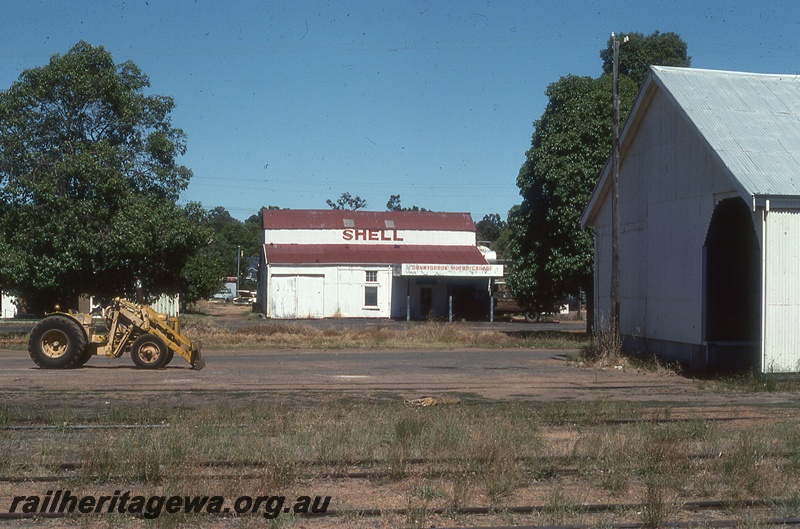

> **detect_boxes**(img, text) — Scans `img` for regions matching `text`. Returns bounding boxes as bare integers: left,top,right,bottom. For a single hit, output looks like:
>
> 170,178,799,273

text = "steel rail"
0,502,797,524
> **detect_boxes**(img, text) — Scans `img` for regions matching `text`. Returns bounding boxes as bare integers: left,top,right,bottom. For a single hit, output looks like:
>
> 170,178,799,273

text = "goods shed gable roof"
651,67,800,202
583,66,800,226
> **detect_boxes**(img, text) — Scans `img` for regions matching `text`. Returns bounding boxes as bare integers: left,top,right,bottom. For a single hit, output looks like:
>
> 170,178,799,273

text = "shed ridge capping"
651,65,800,80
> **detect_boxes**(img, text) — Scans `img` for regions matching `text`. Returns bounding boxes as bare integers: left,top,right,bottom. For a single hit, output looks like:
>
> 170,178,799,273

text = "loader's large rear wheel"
28,316,87,369
131,334,169,369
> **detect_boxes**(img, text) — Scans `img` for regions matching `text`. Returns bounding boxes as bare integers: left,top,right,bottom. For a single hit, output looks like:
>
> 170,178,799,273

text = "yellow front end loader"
28,298,205,370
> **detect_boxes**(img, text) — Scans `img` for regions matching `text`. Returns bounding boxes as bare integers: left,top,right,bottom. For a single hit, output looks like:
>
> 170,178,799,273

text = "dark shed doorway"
703,197,761,370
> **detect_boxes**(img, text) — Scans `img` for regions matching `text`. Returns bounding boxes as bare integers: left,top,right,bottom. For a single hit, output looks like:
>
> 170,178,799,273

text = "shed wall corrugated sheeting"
763,210,800,372
604,89,738,346
593,198,611,324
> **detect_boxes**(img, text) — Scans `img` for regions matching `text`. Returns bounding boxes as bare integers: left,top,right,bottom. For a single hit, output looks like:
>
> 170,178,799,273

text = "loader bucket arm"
140,305,205,370
114,299,205,370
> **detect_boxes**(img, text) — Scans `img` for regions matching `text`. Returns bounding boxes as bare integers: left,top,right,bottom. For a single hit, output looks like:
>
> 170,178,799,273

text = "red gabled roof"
261,209,475,232
264,244,489,265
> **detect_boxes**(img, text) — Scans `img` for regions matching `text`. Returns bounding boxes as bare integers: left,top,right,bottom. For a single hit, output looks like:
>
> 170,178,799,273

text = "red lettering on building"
341,229,404,242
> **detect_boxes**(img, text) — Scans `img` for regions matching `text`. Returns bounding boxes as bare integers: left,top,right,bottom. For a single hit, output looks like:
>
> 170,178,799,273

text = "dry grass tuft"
3,398,800,527
183,319,588,351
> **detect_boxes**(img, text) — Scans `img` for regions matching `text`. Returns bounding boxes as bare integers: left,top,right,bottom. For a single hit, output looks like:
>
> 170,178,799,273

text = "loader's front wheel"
75,345,94,366
131,334,169,369
28,316,87,369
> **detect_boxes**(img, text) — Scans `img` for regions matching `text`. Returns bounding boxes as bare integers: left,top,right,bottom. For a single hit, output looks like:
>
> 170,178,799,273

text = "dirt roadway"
3,346,800,415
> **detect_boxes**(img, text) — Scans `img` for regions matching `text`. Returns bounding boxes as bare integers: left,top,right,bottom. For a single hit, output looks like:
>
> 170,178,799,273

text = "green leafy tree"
179,204,223,305
170,206,265,305
509,31,690,330
600,31,691,86
476,214,506,244
475,213,512,259
0,41,209,311
327,192,367,210
385,194,429,212
198,206,262,292
492,208,516,261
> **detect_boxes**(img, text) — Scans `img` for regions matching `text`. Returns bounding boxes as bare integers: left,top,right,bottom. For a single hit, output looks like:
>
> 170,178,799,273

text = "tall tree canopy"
386,194,429,212
182,207,264,304
509,31,690,329
327,192,367,211
600,31,691,86
476,213,506,244
0,41,209,311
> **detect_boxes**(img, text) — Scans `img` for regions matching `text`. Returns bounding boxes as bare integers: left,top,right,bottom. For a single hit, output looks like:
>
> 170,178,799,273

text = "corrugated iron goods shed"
583,66,800,373
257,209,502,320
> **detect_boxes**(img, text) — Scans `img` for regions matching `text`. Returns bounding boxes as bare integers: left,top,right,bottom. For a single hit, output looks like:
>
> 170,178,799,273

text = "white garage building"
257,209,503,320
582,66,800,373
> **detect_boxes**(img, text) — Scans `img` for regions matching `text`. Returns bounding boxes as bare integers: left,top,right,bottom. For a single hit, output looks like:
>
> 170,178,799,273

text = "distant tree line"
0,34,691,318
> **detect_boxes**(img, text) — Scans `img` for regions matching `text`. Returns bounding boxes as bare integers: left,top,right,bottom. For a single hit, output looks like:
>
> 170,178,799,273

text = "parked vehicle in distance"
211,286,234,303
492,279,569,322
492,280,535,321
232,290,256,305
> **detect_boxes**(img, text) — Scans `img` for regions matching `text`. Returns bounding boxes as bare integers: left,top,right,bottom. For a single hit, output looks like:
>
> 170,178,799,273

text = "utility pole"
611,33,626,351
237,245,241,295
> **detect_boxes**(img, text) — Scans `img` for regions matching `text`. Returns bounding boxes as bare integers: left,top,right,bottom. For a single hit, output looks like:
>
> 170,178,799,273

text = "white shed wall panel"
595,89,738,346
763,210,800,373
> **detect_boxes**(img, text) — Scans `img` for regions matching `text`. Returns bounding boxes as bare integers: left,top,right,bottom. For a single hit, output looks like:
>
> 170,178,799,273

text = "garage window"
365,286,378,307
365,271,378,282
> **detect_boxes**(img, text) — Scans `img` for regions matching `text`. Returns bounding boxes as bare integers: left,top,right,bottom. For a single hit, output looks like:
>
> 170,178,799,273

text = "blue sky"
2,1,799,221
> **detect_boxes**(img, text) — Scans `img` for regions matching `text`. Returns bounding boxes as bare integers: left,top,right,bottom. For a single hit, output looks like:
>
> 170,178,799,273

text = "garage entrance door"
270,275,324,319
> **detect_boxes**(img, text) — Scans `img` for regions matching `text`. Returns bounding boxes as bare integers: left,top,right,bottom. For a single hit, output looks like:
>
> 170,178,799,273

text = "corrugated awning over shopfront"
264,244,503,277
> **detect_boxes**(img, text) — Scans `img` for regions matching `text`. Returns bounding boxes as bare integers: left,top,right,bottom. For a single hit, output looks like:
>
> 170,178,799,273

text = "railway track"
1,399,797,527
1,501,798,526
0,448,797,483
1,454,798,526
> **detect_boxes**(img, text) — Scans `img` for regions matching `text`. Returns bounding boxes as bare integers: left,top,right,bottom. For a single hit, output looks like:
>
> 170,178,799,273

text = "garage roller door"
270,275,324,319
